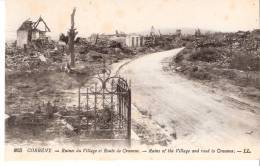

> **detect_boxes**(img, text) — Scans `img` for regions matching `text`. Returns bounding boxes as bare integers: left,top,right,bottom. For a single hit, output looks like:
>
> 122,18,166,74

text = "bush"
189,68,212,80
189,48,221,62
174,52,184,63
211,68,237,79
174,48,191,63
77,53,88,61
229,54,260,71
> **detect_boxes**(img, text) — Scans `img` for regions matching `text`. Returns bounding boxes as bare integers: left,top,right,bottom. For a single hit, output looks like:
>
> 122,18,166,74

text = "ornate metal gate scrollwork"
78,62,131,143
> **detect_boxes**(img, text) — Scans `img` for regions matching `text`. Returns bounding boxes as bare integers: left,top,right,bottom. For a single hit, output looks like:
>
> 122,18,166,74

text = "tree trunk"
68,8,77,67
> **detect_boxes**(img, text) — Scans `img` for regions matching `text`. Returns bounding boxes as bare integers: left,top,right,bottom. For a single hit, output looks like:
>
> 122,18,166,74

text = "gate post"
78,86,81,132
127,89,131,146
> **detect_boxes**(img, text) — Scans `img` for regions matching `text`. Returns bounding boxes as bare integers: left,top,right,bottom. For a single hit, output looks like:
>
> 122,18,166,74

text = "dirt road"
119,48,260,150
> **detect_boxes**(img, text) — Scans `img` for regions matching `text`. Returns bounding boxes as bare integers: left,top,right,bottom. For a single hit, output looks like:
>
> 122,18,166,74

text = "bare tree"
68,8,78,67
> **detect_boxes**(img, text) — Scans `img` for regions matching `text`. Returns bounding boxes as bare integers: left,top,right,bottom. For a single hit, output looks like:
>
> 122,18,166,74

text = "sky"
5,0,259,40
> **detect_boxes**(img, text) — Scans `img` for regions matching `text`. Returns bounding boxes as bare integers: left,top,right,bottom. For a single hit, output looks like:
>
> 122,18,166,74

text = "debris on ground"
169,30,260,101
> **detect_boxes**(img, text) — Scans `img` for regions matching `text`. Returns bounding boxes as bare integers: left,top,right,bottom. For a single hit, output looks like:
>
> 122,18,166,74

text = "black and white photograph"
3,0,260,160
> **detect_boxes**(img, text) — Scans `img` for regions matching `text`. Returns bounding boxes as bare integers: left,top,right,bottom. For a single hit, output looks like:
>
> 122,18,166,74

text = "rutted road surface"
119,48,260,151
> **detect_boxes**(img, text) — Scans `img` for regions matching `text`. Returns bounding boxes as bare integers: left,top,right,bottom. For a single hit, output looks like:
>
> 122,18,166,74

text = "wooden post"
95,33,99,44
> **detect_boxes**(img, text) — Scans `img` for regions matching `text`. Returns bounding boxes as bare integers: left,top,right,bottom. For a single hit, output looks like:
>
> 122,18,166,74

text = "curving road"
119,48,260,152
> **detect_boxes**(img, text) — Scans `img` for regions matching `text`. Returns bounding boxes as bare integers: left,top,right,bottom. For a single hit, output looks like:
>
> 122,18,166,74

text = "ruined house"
252,29,260,40
110,36,126,46
175,29,182,37
126,34,145,47
17,16,51,48
195,29,202,37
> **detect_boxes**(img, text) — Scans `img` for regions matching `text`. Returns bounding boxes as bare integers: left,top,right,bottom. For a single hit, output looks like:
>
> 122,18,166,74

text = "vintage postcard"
4,0,260,160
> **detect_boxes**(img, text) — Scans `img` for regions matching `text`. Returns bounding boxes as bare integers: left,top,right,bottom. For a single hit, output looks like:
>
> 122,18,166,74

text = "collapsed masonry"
17,16,51,48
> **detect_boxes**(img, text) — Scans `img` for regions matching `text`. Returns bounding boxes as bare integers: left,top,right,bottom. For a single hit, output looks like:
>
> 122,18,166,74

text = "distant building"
17,16,51,48
235,30,250,38
110,36,126,46
176,29,182,37
150,26,158,37
88,33,99,44
195,29,202,37
252,29,260,40
125,35,145,47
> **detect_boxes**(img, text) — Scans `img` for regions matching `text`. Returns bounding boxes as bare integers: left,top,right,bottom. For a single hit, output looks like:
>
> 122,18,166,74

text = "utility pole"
68,8,78,67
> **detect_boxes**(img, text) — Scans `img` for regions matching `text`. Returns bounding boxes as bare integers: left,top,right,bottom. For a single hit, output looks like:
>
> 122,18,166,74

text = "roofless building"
16,16,51,48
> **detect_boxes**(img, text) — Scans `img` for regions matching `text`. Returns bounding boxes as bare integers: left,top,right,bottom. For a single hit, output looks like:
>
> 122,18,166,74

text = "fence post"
94,83,97,133
127,89,131,146
110,93,114,131
78,86,81,132
118,83,122,125
86,88,89,131
78,86,81,111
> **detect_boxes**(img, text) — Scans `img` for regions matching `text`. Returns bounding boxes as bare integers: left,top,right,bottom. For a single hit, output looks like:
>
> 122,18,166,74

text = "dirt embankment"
169,47,260,103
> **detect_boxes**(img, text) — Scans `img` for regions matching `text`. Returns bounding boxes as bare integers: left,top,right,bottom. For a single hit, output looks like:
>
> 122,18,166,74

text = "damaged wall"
17,30,29,48
126,35,145,47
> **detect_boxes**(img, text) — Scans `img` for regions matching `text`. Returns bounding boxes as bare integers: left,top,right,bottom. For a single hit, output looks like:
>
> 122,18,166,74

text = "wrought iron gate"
77,64,131,143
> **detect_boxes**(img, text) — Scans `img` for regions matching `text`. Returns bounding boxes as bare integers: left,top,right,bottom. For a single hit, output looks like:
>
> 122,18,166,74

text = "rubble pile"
6,52,42,72
75,38,135,62
171,30,260,96
5,41,66,74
